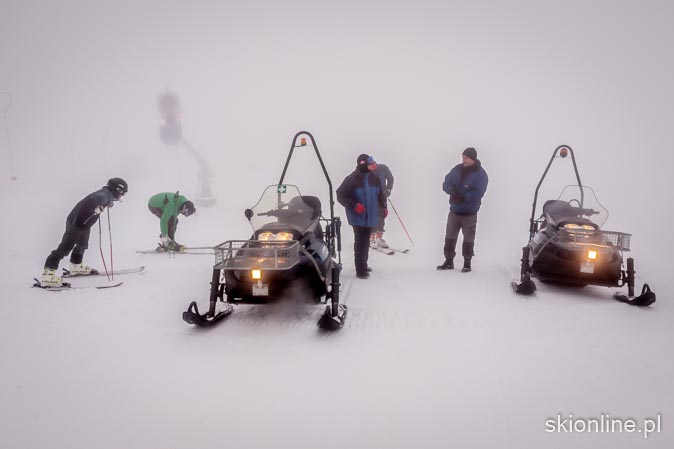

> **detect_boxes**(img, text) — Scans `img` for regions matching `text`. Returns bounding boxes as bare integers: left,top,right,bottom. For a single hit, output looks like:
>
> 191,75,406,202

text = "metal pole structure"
1,92,17,181
388,198,415,247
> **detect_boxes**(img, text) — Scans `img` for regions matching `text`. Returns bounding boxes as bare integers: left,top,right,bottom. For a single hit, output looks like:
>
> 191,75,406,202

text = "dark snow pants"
148,205,178,240
353,225,372,277
44,221,91,269
445,211,477,258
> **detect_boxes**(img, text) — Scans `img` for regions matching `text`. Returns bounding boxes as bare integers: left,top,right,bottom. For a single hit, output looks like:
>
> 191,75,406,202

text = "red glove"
354,203,366,215
383,208,388,218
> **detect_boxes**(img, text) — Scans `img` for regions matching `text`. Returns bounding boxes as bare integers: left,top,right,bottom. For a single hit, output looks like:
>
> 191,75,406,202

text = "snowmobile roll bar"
279,131,336,224
528,145,583,240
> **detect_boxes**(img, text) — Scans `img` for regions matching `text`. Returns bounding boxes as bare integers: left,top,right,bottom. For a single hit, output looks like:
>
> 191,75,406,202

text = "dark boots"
437,238,457,270
462,241,474,272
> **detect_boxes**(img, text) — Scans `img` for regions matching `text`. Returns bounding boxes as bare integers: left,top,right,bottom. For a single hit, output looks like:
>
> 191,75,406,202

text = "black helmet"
106,177,128,199
181,200,196,216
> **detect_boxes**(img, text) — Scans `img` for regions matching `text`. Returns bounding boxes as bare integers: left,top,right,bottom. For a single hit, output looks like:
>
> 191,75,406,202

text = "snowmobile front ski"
613,284,656,307
317,304,347,331
511,280,536,295
33,279,124,291
62,266,145,278
182,301,233,326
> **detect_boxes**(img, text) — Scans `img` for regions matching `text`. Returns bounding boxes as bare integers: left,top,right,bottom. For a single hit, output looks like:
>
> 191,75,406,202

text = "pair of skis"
370,244,410,256
136,246,213,255
33,266,145,291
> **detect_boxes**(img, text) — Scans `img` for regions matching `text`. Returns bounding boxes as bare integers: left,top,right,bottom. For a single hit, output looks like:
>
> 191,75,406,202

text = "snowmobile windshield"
247,185,320,234
553,185,609,228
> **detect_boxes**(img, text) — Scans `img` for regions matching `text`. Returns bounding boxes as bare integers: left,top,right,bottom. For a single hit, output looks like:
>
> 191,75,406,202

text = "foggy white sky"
1,0,673,265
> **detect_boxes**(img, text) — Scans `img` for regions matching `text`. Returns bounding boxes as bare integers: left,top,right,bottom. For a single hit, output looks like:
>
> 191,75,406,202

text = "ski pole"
98,219,111,281
1,91,17,181
387,198,415,247
107,208,114,281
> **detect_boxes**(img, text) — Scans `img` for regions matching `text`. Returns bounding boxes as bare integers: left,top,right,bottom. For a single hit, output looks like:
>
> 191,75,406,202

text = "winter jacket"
373,164,394,195
442,160,488,215
148,192,190,235
66,187,117,229
337,169,386,228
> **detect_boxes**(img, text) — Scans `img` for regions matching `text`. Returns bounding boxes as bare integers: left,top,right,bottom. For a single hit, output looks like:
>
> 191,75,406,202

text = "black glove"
384,189,391,197
448,187,457,196
450,194,465,204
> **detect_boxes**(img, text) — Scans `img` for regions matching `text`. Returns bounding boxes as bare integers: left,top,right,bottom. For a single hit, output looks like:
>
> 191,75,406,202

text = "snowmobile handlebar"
581,208,599,216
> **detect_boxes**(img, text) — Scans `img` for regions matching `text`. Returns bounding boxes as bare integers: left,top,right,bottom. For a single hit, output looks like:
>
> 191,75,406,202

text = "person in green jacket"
148,192,196,251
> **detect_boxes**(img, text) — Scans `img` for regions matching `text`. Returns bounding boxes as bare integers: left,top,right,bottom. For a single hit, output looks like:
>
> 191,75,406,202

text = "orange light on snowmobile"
275,232,293,241
588,250,597,260
258,232,274,241
251,269,262,280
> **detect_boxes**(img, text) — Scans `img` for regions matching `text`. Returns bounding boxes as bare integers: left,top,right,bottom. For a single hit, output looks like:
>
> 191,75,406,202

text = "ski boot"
373,232,388,248
40,268,63,287
437,260,454,270
437,238,456,270
461,241,474,272
69,263,98,275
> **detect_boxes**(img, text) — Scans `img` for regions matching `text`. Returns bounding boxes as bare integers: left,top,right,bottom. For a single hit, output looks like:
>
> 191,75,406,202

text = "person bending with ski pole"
147,191,196,252
39,178,128,287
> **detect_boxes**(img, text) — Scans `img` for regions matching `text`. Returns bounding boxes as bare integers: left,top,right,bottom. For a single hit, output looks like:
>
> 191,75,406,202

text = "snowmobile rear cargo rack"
557,229,631,251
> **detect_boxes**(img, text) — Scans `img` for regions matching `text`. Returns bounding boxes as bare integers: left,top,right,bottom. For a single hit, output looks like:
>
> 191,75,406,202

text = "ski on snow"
370,245,409,255
33,279,124,291
62,266,145,278
136,248,213,255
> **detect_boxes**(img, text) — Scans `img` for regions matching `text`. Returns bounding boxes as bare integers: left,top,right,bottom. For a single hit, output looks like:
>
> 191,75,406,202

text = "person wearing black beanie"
337,154,387,279
438,147,489,272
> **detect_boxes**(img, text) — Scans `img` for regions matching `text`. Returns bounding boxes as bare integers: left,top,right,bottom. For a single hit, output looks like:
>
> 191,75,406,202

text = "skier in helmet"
147,191,196,252
39,177,128,287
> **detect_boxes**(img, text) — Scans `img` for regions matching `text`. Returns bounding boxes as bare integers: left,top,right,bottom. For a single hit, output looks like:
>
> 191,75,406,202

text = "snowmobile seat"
284,196,323,238
542,200,598,230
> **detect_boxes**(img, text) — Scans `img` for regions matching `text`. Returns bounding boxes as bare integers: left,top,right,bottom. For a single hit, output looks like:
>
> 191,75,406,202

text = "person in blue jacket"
437,147,488,272
337,154,387,279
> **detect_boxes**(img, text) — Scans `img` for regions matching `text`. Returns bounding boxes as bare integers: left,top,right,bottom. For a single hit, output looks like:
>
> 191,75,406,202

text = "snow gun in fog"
156,89,216,207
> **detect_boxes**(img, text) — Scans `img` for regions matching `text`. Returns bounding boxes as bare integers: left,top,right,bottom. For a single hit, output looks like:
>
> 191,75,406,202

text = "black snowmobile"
512,145,655,306
182,131,347,330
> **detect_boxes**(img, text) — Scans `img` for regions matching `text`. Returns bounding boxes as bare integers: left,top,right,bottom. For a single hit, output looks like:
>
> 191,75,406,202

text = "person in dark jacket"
337,154,387,279
369,159,394,248
147,191,196,252
437,147,488,272
40,178,128,287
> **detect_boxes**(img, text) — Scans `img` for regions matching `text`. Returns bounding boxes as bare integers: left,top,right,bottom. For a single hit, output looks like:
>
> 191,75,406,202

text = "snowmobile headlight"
258,232,275,241
275,232,293,241
251,269,262,280
587,250,597,260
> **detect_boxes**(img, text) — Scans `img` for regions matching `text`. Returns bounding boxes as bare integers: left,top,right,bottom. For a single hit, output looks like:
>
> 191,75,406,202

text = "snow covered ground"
1,1,673,448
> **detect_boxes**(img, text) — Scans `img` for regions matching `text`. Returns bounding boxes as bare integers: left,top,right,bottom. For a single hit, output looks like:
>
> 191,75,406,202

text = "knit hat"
462,147,477,161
